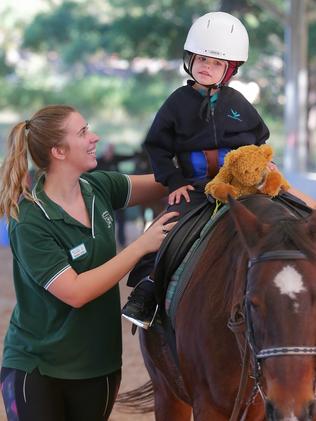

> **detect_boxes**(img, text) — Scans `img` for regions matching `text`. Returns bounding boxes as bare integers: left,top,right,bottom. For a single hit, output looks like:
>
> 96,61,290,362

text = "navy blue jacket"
144,82,270,192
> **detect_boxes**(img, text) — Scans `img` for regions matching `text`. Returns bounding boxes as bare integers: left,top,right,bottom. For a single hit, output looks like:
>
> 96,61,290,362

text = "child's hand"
168,185,195,205
267,161,278,172
257,162,280,193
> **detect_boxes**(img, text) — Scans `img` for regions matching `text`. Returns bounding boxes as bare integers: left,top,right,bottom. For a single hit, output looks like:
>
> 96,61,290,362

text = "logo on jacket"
102,210,114,228
227,109,242,122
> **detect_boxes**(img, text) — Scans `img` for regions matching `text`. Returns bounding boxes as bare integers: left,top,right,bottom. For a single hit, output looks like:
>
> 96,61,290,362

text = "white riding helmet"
184,12,249,62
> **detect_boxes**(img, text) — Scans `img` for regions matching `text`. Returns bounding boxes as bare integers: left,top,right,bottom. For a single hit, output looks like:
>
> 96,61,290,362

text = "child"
122,11,269,328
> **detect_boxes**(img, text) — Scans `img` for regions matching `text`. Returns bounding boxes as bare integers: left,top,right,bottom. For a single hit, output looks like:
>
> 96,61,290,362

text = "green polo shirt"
2,171,131,379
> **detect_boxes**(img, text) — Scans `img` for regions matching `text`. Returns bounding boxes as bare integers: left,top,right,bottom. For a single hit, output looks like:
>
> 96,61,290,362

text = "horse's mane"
260,217,316,259
191,196,316,316
249,196,316,260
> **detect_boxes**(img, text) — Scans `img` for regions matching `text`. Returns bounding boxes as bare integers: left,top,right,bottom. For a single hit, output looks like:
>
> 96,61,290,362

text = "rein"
229,248,314,421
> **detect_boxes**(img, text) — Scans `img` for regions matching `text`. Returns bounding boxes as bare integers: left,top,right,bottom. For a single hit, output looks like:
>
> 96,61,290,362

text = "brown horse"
119,195,316,421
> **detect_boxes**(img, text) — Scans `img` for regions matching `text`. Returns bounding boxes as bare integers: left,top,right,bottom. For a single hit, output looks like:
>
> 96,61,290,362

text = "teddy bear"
204,144,290,203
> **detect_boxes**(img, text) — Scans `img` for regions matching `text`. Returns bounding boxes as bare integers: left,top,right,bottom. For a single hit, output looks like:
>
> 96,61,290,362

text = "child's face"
191,55,227,86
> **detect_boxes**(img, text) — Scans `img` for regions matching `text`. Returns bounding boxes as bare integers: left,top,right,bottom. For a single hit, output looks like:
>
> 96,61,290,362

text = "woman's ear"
51,145,66,160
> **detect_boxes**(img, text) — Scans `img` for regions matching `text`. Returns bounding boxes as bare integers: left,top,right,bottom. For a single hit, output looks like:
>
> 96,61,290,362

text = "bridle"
229,249,316,421
247,249,316,362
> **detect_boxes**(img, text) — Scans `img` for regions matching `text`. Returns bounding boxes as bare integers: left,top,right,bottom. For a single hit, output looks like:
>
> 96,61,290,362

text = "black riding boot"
121,277,158,329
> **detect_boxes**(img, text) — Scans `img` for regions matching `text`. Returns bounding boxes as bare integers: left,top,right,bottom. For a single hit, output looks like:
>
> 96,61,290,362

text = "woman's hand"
136,211,179,254
168,185,195,205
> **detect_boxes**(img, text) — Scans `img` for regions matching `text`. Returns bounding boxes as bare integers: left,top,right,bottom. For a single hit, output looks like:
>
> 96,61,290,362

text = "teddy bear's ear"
259,144,273,161
225,149,238,165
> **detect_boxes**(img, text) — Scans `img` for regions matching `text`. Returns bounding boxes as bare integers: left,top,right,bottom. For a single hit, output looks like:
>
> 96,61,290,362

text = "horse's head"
229,196,316,421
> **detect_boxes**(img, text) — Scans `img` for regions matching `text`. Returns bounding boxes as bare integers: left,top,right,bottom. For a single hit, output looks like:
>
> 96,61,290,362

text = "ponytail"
0,121,34,221
0,105,76,221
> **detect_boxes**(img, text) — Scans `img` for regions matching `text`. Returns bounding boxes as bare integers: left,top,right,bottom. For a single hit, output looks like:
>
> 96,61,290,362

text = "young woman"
0,104,178,421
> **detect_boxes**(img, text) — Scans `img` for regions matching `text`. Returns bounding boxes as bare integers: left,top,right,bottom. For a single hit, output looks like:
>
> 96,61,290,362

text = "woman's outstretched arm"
128,174,167,207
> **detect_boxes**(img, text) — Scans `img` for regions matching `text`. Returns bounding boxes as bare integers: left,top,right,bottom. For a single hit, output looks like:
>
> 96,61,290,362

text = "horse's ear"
228,195,267,255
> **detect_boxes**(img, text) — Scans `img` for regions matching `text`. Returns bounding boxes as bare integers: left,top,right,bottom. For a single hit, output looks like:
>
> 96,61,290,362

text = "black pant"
0,367,121,421
127,184,209,287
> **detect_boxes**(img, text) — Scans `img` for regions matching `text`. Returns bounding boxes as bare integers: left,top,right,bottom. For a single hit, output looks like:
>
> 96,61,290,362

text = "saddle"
153,198,215,306
273,190,312,218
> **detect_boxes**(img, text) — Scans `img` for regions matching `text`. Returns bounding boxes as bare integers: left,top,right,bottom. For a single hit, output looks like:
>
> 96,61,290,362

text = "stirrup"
122,304,159,330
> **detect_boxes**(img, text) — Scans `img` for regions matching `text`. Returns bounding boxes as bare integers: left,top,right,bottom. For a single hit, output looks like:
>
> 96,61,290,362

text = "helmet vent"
207,19,210,28
230,24,234,33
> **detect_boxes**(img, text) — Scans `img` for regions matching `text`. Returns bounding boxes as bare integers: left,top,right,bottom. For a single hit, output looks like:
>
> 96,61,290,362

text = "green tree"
23,1,109,64
102,0,216,59
2,0,315,159
0,52,13,77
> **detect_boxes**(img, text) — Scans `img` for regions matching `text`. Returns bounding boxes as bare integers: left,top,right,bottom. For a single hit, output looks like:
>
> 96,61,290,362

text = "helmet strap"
199,87,213,122
183,51,195,78
221,61,241,85
213,61,229,88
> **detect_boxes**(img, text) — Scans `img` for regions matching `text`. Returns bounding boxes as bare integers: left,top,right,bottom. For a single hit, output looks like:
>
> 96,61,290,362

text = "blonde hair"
0,104,76,221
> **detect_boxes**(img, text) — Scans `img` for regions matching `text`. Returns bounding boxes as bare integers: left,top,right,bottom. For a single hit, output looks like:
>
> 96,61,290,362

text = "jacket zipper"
210,104,218,147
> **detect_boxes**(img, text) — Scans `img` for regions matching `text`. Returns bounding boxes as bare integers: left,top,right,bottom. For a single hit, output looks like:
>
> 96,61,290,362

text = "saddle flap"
154,200,213,304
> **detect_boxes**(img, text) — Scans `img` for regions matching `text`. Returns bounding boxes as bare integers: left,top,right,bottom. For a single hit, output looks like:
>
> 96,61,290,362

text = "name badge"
70,243,87,260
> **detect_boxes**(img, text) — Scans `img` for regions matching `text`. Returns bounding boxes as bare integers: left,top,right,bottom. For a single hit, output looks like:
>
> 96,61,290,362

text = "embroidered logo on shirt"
102,211,114,228
227,109,242,121
70,243,87,260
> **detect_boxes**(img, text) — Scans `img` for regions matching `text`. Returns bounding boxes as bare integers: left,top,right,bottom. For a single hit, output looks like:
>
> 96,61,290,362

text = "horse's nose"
265,399,316,421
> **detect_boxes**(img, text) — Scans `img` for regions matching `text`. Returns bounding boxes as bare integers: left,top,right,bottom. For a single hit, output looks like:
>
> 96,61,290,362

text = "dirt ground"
0,221,155,421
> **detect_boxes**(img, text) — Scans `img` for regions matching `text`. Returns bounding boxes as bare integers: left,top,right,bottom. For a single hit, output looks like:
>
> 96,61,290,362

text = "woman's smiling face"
61,112,100,173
